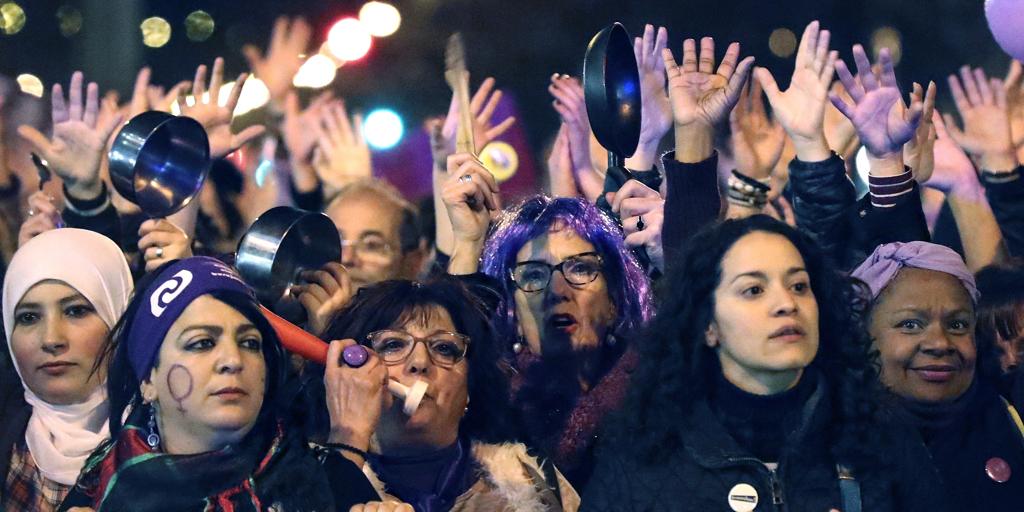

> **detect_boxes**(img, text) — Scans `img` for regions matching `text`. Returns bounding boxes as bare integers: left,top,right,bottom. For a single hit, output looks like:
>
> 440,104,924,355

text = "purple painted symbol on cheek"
167,364,194,412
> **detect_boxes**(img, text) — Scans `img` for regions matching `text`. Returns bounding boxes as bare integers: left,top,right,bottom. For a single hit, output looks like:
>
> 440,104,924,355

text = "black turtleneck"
709,369,818,463
368,437,478,512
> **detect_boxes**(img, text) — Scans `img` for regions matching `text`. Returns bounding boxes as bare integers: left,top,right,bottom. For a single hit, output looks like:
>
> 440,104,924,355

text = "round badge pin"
479,141,519,183
986,457,1012,483
727,483,759,512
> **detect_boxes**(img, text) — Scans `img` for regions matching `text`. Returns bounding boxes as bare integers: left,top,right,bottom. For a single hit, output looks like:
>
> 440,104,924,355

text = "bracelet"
63,184,111,217
726,171,769,209
323,442,367,459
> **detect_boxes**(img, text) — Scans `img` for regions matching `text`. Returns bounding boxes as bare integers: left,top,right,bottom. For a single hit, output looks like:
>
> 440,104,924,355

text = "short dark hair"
298,277,517,444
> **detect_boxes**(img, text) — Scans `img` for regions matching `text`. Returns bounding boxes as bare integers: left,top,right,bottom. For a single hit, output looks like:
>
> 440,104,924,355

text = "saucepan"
583,22,641,169
108,111,210,218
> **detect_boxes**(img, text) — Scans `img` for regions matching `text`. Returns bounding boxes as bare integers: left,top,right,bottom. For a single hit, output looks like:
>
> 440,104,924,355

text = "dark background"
0,0,1010,174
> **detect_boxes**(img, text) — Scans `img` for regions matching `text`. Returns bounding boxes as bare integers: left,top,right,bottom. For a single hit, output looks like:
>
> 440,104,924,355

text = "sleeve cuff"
869,167,914,208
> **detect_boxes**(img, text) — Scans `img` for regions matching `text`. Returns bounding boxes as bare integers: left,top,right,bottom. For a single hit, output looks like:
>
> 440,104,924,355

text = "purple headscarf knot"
126,257,254,381
851,241,979,302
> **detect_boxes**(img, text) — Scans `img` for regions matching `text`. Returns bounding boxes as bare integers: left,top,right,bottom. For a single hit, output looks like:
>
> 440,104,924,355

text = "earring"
512,335,526,354
146,404,161,449
605,333,618,347
464,396,470,414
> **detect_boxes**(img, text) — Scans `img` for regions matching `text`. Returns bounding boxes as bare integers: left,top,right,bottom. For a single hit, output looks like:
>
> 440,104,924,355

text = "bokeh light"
293,54,338,88
326,18,372,61
172,79,270,117
769,28,797,58
185,10,215,42
141,16,172,48
359,2,401,37
363,108,404,150
56,5,82,37
0,2,26,35
871,26,902,65
16,73,43,97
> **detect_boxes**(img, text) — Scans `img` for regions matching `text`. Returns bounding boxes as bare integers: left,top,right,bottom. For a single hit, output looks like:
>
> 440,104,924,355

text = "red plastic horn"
260,305,328,364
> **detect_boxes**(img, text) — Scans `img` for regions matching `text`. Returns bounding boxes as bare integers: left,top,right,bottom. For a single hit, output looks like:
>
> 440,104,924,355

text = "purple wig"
480,195,654,347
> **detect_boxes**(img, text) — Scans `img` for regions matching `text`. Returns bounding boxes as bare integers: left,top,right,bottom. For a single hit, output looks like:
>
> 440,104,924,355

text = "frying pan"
108,111,210,218
583,22,641,168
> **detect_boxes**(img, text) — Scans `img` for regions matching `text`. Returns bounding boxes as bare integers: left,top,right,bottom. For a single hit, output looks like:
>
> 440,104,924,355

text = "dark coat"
0,359,31,485
580,376,951,512
980,167,1024,258
788,154,930,270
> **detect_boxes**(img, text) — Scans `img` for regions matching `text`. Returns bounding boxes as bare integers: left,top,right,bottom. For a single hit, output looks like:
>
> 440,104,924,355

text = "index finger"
611,179,659,212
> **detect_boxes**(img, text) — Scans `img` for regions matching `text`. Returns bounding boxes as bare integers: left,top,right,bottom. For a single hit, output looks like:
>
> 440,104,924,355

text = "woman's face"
869,268,976,403
376,306,469,451
10,281,109,405
512,224,616,358
141,295,267,452
708,232,820,394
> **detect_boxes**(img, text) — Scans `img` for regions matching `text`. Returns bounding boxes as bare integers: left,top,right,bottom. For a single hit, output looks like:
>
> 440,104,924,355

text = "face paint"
167,363,193,412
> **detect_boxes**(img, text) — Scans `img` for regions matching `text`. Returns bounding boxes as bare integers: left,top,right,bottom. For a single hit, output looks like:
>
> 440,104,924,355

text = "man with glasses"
324,179,428,290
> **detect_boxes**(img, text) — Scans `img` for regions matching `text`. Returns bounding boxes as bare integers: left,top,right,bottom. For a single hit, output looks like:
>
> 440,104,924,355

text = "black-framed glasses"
510,252,604,292
366,330,471,367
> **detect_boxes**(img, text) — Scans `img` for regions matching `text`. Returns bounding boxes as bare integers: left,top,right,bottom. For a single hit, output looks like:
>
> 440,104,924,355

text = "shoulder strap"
1002,397,1024,439
836,464,862,512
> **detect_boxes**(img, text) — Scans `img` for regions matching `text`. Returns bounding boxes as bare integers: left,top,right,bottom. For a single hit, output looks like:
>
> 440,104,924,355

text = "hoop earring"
146,404,161,450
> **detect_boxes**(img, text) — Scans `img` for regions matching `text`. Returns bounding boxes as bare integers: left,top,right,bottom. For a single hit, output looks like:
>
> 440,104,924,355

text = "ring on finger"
636,216,645,231
154,246,164,259
459,174,473,184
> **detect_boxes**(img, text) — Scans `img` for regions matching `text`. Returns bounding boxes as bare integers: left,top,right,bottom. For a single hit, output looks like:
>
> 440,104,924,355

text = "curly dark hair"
974,261,1024,377
298,277,518,445
614,216,886,470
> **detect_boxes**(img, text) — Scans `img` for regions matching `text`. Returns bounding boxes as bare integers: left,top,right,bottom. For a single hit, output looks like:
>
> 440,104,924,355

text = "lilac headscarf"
851,241,980,302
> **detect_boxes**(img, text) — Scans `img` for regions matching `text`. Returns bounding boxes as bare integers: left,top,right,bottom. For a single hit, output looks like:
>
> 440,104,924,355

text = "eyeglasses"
366,330,471,368
510,252,603,292
341,234,395,261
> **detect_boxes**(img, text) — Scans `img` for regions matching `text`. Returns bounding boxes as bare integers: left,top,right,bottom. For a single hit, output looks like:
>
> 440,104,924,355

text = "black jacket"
581,376,951,512
980,167,1024,258
788,154,930,270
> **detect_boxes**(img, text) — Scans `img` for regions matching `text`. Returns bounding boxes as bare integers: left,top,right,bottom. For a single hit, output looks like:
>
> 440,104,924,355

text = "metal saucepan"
583,22,641,168
108,111,211,218
235,206,342,306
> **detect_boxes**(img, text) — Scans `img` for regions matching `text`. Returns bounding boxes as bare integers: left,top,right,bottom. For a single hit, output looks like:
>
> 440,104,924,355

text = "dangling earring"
146,404,161,449
512,335,526,354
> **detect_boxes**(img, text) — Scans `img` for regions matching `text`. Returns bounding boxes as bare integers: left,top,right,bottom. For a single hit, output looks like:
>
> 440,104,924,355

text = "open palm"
662,38,753,129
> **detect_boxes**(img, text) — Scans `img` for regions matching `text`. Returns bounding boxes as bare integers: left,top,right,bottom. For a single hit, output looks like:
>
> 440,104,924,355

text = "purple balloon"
987,0,1024,61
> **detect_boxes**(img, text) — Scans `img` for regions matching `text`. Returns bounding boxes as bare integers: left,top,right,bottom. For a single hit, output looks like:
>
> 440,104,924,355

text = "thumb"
754,67,782,105
604,191,616,207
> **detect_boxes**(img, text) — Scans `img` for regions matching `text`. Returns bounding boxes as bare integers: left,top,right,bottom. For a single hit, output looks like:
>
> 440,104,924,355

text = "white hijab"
2,229,133,485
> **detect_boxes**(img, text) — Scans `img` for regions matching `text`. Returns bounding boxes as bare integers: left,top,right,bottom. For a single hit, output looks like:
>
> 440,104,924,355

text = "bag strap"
1002,397,1024,439
837,464,862,512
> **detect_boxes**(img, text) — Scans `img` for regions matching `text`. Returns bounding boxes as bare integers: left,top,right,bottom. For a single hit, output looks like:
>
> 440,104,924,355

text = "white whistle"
388,379,428,416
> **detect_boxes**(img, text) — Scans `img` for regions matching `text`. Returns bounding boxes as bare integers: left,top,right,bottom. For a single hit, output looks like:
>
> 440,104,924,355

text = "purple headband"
126,257,254,380
851,241,980,302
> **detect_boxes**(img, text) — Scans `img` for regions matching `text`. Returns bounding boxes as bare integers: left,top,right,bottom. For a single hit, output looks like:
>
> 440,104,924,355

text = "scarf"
2,228,133,485
851,241,979,302
368,437,478,512
70,406,296,511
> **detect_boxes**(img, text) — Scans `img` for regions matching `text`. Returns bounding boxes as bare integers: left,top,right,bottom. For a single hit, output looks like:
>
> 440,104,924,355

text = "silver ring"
154,247,164,258
459,174,473,184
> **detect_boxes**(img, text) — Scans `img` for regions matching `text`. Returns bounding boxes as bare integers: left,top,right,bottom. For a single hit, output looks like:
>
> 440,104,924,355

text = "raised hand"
1004,60,1024,160
291,262,353,338
312,100,372,191
662,37,754,129
130,67,190,117
549,74,604,199
17,72,123,200
282,90,333,164
632,24,672,167
823,81,859,158
18,192,62,247
242,16,311,105
546,125,580,198
926,111,978,194
830,45,922,159
443,153,500,246
349,502,414,512
138,218,192,272
177,58,266,159
904,81,937,182
438,77,516,160
730,80,786,179
324,339,390,459
945,66,1017,171
755,20,837,162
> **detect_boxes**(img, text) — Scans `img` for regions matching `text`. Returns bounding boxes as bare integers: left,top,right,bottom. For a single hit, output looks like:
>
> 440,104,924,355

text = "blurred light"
293,54,337,88
184,10,215,42
172,78,270,117
326,18,372,61
769,28,797,58
0,2,26,35
16,73,42,97
359,2,401,37
141,16,171,48
871,26,902,65
56,5,82,37
363,108,404,150
855,145,870,188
